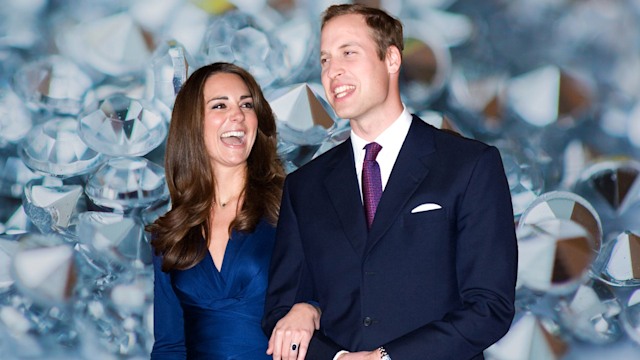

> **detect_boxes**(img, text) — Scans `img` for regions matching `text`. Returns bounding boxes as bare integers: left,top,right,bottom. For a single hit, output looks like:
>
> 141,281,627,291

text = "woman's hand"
267,302,321,360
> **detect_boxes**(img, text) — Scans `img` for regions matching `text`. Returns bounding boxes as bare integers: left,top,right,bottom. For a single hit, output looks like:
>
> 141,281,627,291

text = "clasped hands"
267,303,380,360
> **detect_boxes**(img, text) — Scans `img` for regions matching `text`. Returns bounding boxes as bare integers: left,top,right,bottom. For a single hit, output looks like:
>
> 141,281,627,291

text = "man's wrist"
378,346,391,360
333,350,349,360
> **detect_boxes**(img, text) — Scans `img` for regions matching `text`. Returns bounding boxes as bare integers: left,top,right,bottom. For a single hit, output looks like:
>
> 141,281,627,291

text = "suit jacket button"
363,317,372,326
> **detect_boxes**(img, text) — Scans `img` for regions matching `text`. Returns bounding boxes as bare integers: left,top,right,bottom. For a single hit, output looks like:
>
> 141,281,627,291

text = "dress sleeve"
151,253,186,360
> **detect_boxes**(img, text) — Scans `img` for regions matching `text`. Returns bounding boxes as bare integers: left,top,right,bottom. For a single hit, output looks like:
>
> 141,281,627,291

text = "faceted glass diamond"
448,69,509,134
12,244,76,305
268,83,334,146
18,117,105,178
12,55,93,116
200,10,287,87
592,231,640,287
145,39,197,112
22,178,84,235
272,17,319,84
494,140,544,219
85,157,168,211
0,88,32,147
621,289,640,346
0,238,20,292
577,159,640,212
77,212,151,268
555,278,623,344
0,152,42,198
573,159,640,237
516,218,595,295
485,312,568,360
505,65,593,128
57,12,152,76
399,20,451,109
519,190,602,252
416,110,473,138
78,94,167,157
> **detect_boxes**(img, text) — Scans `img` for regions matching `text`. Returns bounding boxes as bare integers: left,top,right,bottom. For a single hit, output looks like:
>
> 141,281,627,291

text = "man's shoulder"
287,140,350,180
410,115,491,154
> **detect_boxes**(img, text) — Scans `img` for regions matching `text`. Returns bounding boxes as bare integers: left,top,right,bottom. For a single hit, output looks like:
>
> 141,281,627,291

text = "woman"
148,62,318,359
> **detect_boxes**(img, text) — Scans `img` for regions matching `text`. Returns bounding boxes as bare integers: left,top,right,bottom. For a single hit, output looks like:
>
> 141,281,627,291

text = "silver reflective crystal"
12,55,93,116
486,312,568,360
11,244,76,305
78,94,167,157
573,159,640,238
621,289,640,346
269,83,334,146
19,117,104,177
592,231,640,287
0,88,32,147
0,152,42,198
519,191,602,252
145,38,197,113
77,212,151,268
0,238,20,292
555,278,623,344
200,10,287,87
84,156,167,211
22,178,85,235
516,218,595,295
57,12,152,77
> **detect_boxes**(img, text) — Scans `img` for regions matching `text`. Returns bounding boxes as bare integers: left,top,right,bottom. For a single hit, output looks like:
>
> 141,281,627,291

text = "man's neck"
350,104,404,142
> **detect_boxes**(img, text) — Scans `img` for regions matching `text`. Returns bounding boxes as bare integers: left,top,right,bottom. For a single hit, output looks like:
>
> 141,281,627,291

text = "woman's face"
202,72,258,172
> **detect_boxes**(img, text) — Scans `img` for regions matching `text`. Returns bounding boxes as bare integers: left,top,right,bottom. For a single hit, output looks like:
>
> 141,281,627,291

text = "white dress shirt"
351,106,413,202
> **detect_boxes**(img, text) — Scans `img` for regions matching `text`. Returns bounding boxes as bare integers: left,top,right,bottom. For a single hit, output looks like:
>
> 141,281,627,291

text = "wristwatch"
379,346,391,360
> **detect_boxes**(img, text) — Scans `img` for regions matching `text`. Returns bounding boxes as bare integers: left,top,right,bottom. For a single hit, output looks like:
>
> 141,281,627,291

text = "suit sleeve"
151,254,186,360
384,146,518,360
262,176,343,359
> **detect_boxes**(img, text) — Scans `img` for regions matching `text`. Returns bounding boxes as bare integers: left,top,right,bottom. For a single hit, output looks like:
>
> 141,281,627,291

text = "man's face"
320,14,391,122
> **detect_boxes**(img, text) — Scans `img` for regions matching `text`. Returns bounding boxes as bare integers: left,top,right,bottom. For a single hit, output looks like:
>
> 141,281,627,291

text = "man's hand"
267,303,321,360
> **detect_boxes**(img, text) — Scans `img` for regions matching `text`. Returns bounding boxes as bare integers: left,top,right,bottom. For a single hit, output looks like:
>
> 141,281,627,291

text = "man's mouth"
334,85,355,99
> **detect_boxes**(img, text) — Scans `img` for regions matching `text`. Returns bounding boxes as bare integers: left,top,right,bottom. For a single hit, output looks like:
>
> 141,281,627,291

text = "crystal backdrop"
1,0,640,359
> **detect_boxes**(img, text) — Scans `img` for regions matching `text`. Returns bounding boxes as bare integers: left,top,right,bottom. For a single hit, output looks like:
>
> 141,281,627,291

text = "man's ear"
386,45,402,74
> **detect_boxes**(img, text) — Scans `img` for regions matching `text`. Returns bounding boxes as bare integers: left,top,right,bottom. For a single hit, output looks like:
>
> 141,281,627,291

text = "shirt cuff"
333,350,350,360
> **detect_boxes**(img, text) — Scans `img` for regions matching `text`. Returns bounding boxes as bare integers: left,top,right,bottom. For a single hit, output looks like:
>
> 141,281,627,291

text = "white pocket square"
411,203,442,213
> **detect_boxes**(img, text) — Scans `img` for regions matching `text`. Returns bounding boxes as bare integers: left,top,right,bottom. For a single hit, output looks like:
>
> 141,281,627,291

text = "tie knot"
364,142,382,161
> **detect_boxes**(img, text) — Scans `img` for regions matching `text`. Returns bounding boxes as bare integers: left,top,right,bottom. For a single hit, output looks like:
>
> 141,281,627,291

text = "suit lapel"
324,139,369,255
365,117,437,255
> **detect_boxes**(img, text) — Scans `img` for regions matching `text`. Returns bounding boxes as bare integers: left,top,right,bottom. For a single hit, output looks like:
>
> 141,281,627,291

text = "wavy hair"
321,4,404,61
147,62,284,272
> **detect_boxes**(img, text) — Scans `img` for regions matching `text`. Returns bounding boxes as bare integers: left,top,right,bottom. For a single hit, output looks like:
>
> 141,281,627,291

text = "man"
263,4,517,360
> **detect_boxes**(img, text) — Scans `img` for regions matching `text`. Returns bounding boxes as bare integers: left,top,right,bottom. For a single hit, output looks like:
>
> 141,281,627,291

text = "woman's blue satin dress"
151,219,275,359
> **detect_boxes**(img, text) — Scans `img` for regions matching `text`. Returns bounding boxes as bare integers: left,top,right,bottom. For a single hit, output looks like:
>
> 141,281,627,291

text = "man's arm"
384,146,517,359
263,177,343,359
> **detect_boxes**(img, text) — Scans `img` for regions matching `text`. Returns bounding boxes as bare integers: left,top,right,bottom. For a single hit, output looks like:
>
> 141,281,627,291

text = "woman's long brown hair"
146,62,284,272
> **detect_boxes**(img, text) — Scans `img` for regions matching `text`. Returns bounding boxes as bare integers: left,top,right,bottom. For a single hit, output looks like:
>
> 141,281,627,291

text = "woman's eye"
241,102,254,109
212,103,225,109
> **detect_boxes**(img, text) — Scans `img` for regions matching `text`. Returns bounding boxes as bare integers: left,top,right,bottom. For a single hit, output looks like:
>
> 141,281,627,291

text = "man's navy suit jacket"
263,116,518,360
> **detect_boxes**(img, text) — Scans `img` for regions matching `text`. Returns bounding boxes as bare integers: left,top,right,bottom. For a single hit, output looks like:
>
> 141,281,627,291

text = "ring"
291,343,298,351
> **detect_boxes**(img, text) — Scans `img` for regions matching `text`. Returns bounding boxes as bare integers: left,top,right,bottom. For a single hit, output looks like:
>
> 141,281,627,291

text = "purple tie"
362,142,383,229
